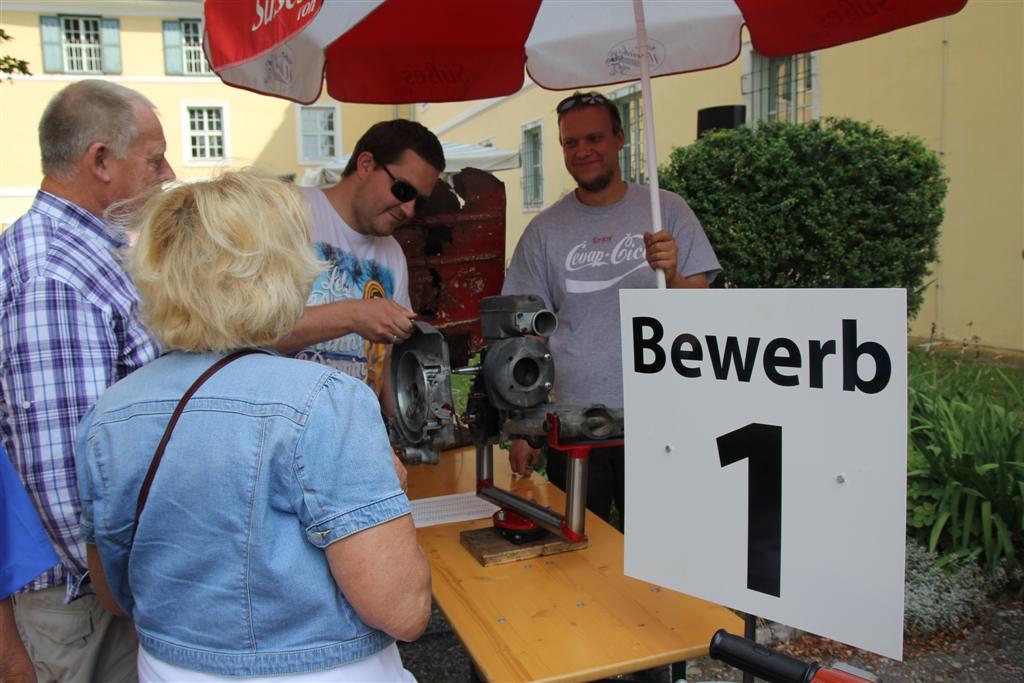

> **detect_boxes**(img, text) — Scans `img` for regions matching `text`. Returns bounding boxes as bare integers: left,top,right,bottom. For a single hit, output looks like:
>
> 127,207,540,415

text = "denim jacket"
76,351,410,676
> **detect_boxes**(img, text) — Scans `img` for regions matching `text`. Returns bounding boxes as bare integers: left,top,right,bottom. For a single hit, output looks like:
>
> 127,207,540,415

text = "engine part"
390,321,455,463
479,294,558,339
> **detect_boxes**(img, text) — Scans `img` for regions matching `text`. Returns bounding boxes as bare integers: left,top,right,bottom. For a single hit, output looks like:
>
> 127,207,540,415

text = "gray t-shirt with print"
501,183,720,409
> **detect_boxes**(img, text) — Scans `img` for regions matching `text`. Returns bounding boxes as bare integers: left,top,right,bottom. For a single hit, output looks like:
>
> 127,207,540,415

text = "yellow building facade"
2,1,1020,353
0,1,406,221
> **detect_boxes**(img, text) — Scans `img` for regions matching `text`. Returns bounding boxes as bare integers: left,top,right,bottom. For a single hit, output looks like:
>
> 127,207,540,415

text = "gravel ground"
398,600,1024,682
397,604,473,681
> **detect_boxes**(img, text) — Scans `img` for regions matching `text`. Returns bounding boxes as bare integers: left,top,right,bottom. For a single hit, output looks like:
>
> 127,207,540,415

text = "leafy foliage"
660,118,947,316
1,29,31,77
906,349,1024,574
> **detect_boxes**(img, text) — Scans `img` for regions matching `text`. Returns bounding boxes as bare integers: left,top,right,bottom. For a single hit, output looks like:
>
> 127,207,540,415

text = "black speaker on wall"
697,105,746,138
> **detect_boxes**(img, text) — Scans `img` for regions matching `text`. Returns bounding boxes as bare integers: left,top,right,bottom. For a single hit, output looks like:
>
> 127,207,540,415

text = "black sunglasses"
380,164,429,213
556,91,610,114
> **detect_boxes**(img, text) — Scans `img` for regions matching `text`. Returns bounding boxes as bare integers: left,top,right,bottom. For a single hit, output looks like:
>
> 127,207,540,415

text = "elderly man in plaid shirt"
0,80,174,683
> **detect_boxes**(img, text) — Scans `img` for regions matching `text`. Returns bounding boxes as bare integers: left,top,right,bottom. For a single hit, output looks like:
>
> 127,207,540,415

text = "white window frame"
180,101,230,166
741,43,820,125
61,15,103,74
180,19,211,75
294,103,341,165
608,83,646,184
520,120,544,212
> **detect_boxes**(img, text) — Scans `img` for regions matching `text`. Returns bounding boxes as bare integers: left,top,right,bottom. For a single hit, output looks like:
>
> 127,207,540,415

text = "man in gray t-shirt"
501,91,721,526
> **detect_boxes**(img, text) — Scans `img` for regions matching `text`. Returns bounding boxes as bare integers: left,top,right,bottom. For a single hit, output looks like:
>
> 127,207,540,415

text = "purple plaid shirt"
0,191,159,600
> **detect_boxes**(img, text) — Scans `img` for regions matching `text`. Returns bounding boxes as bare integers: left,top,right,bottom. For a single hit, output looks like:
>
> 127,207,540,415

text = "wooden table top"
406,446,742,683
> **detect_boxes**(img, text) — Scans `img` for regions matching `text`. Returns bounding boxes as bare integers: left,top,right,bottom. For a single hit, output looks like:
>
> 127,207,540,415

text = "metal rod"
452,365,481,375
563,450,588,536
478,486,565,536
500,418,547,436
475,442,492,484
743,612,757,683
632,0,666,289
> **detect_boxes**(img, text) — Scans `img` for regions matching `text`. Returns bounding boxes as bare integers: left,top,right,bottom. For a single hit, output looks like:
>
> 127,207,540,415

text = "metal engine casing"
478,295,556,411
389,321,455,464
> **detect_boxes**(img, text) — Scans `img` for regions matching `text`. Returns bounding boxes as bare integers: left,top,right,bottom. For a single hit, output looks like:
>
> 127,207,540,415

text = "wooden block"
459,526,588,567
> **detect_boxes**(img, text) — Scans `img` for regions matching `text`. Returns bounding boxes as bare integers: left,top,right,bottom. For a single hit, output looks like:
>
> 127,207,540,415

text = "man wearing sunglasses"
276,119,444,419
501,91,721,528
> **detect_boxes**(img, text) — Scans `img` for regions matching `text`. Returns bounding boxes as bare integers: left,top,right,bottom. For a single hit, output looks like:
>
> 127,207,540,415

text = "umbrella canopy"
204,0,966,105
300,140,521,187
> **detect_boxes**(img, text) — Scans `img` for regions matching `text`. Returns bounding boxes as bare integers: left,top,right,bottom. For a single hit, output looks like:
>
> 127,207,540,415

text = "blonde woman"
75,171,429,682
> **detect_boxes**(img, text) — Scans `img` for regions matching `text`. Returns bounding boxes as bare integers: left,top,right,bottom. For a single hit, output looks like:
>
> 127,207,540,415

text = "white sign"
620,289,907,660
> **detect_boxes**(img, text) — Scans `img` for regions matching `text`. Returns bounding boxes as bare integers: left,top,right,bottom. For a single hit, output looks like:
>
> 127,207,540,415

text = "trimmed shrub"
660,118,947,316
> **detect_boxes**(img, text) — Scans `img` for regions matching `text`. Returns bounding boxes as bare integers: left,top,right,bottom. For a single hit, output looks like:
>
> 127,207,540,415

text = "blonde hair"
129,170,322,353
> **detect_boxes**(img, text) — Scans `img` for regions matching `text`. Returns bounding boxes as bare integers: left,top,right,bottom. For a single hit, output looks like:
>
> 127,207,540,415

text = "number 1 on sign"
717,423,782,597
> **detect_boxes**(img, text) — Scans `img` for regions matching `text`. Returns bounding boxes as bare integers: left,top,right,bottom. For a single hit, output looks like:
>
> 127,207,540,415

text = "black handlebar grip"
709,629,819,683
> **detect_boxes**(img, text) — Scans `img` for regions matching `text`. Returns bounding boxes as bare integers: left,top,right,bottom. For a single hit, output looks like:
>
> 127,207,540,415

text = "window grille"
521,123,543,210
742,51,817,125
300,107,337,161
188,107,224,160
612,89,646,183
181,20,211,75
62,17,102,73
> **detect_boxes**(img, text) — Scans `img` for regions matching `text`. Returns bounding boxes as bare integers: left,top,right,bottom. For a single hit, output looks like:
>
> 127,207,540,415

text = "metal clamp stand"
475,413,623,544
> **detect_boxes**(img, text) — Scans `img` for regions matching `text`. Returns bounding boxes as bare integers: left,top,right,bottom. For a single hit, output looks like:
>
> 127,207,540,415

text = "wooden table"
406,446,742,682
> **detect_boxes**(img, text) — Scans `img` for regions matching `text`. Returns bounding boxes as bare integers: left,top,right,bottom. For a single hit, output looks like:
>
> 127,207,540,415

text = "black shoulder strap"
130,349,267,546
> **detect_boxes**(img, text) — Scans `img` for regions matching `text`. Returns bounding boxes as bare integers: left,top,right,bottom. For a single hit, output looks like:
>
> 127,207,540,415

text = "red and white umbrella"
204,0,967,284
204,0,966,105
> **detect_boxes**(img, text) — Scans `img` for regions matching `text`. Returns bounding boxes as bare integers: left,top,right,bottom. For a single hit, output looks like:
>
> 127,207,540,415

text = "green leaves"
1,28,31,77
905,349,1024,574
661,118,947,316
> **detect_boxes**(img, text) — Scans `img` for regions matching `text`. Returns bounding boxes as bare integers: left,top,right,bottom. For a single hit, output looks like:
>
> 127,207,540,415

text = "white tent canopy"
300,140,521,187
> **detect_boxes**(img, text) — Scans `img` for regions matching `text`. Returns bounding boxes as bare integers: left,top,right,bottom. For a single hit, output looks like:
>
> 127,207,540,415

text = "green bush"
906,349,1024,573
660,118,947,316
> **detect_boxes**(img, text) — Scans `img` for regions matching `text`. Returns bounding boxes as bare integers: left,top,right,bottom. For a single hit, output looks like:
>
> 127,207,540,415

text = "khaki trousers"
12,585,138,683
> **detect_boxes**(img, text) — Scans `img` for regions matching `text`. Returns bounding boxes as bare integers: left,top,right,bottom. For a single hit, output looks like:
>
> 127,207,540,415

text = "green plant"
1,29,31,77
451,370,472,417
906,349,1024,573
660,118,947,316
904,539,990,634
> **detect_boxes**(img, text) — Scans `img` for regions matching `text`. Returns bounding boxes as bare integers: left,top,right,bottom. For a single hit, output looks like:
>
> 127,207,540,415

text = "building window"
742,50,818,124
182,20,210,74
164,19,212,75
40,15,120,74
298,106,338,163
62,16,102,73
186,106,225,161
610,87,646,184
520,122,543,211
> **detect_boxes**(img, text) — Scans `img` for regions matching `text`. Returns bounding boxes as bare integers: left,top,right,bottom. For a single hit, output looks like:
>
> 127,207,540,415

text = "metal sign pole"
743,612,757,683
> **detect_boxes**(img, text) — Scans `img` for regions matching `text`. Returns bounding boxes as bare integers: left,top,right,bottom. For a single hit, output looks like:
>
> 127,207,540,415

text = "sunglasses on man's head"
380,163,430,213
556,91,610,114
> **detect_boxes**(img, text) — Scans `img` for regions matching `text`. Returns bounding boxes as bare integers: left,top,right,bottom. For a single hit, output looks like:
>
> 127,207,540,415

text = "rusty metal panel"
394,168,506,366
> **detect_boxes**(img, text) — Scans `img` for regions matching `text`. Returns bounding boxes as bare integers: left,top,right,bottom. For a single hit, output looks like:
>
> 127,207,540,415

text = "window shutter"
100,18,121,74
163,20,183,75
40,16,63,73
